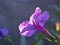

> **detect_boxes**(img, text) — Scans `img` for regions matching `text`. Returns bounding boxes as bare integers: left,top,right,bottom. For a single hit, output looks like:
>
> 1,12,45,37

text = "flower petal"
37,10,49,26
18,20,29,33
0,31,4,39
21,28,36,37
30,7,41,25
33,20,49,35
18,21,37,37
0,28,8,36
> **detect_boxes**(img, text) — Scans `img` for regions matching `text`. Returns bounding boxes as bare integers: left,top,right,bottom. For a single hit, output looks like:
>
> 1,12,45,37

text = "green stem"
48,34,60,45
3,35,15,45
34,34,44,45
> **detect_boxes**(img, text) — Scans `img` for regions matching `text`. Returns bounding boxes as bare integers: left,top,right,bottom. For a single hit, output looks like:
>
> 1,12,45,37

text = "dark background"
0,0,60,45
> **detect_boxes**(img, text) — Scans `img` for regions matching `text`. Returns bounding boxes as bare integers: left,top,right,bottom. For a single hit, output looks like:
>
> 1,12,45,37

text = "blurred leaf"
34,34,44,45
4,35,14,45
44,38,52,42
48,34,60,45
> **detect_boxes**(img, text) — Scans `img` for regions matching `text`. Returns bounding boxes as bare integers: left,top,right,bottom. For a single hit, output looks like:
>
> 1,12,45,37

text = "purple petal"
37,10,49,26
0,28,8,36
33,20,48,35
18,20,29,33
18,21,37,37
21,27,36,37
30,7,41,25
0,31,4,39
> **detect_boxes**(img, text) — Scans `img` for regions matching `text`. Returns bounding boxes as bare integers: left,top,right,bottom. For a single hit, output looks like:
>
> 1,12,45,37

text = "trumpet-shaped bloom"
0,28,8,39
18,7,49,37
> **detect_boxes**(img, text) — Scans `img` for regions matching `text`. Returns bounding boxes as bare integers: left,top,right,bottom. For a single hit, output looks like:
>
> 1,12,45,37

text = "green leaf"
3,35,14,45
48,34,60,45
34,34,44,45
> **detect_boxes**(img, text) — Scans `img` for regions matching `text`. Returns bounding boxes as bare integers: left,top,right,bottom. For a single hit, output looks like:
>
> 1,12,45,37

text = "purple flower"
0,28,8,39
18,7,49,37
